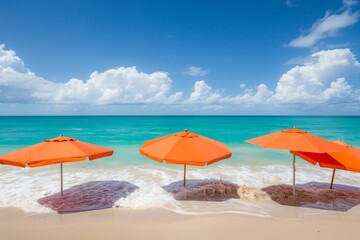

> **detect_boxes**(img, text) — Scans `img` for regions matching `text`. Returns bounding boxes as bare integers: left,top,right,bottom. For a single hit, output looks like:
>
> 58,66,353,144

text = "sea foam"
1,163,360,216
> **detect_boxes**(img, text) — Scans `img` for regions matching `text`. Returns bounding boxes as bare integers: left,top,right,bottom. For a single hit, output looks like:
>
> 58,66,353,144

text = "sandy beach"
1,116,360,239
1,203,360,240
2,0,360,236
2,162,360,240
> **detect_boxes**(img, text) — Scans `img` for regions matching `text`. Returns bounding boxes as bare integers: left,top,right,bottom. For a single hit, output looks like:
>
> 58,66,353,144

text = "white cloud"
202,105,223,110
1,44,360,114
52,67,182,104
288,3,360,48
184,66,209,77
188,80,221,104
185,48,360,112
221,84,273,105
186,80,273,106
163,92,183,104
0,44,183,105
0,44,58,103
271,48,360,104
323,77,353,100
343,0,359,7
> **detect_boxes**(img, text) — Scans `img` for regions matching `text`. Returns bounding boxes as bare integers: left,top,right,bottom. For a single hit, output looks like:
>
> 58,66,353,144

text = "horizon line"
0,115,359,117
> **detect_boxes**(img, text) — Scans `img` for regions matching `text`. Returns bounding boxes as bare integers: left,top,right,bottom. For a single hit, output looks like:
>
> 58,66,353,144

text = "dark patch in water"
38,181,138,213
262,181,360,211
163,179,239,201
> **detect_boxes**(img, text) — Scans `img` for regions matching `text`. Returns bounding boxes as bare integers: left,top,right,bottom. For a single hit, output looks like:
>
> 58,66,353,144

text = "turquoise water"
0,116,359,166
1,116,360,214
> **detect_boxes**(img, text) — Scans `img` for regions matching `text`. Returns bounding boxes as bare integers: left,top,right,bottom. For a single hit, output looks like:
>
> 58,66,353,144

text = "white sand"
2,165,360,240
1,202,360,240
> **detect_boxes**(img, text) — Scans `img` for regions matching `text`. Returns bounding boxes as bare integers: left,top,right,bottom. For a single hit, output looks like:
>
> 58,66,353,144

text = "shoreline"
2,162,360,214
1,205,360,240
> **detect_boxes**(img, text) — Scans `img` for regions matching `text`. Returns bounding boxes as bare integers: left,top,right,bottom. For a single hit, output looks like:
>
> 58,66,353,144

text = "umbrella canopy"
0,135,114,195
294,140,360,189
246,128,346,205
139,129,232,186
246,128,346,153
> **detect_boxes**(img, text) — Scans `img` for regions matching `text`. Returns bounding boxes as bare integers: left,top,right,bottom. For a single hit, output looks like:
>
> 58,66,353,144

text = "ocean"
1,116,360,215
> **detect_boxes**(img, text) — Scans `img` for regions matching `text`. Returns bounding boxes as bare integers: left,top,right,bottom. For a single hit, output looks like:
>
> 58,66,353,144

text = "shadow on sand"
262,181,360,212
162,179,240,202
38,180,138,213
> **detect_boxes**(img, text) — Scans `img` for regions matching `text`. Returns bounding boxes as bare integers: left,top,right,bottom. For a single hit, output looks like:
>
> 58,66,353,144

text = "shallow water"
1,163,360,217
0,116,360,216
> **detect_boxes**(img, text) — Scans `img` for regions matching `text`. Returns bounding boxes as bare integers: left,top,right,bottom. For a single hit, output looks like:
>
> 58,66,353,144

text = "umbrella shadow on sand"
162,179,240,202
38,180,138,214
262,181,360,212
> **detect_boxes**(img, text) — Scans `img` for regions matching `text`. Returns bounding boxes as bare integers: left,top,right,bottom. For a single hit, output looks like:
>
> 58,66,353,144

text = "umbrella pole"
61,163,63,196
292,153,296,206
330,169,336,189
183,164,186,187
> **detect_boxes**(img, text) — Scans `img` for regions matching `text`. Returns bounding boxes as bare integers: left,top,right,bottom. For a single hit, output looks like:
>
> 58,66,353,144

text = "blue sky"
0,0,360,115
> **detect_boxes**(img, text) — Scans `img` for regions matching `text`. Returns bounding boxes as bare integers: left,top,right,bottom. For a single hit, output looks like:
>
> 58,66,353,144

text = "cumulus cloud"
187,81,221,104
186,80,273,106
51,67,182,104
0,44,58,103
271,48,360,103
0,44,182,105
220,84,273,105
1,44,360,114
184,66,209,77
185,48,360,111
323,78,353,100
288,2,360,48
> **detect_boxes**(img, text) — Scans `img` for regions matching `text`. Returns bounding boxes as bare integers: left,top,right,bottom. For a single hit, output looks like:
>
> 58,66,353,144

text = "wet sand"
2,168,360,240
1,201,360,240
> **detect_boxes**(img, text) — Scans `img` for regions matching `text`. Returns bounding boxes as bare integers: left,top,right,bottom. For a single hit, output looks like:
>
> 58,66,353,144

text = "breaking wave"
1,163,360,217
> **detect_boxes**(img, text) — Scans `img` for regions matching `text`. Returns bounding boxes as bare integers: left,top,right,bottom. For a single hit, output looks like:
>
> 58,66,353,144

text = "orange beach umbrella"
294,140,360,189
246,128,346,205
139,129,232,186
0,135,114,196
